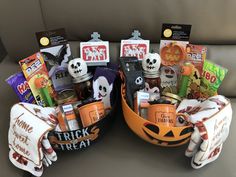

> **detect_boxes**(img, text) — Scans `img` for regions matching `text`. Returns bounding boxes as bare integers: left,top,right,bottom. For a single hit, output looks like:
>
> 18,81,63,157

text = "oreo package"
6,72,35,103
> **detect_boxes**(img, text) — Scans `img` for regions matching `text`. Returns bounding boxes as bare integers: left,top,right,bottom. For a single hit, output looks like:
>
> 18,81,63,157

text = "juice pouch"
19,52,55,107
200,60,228,98
186,44,207,99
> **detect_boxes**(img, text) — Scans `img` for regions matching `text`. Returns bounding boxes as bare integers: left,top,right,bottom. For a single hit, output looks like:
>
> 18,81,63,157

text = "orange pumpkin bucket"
121,84,193,147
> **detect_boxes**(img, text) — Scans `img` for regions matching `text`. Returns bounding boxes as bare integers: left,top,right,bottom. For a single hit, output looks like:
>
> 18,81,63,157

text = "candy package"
185,44,207,99
200,60,228,98
6,72,36,103
19,52,55,107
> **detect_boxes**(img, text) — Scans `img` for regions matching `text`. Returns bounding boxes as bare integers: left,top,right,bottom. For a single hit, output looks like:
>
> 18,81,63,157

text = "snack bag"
200,60,228,98
185,44,207,99
6,72,36,103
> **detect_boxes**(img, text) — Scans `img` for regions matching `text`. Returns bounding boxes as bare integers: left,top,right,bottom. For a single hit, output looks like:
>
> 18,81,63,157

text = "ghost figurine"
160,66,178,93
93,67,117,110
142,53,161,73
68,58,88,78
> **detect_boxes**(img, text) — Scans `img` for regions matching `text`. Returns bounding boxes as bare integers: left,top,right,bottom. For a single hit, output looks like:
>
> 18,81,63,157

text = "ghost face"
93,76,113,108
160,66,177,88
68,58,88,78
142,53,161,72
161,66,175,79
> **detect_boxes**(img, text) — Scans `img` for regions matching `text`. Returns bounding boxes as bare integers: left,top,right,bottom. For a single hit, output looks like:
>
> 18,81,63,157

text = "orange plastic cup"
79,101,105,127
147,104,176,126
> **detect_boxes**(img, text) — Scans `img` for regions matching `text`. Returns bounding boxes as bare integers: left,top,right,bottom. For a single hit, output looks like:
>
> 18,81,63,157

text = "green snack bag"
200,60,228,98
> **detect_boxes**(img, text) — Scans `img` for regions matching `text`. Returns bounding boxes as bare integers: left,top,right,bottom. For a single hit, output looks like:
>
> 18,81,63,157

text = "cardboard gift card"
36,28,73,92
80,32,109,66
160,24,191,66
120,30,150,60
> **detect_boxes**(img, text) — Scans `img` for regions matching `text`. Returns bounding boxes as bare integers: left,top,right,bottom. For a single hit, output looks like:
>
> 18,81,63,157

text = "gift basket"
119,25,232,168
6,30,119,176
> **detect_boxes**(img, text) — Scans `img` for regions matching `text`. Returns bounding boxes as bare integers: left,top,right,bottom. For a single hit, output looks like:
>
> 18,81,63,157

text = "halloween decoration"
177,95,232,169
36,28,73,92
68,58,93,100
93,67,117,110
142,52,161,72
120,30,150,60
142,52,161,95
119,57,145,109
160,24,191,66
80,32,110,66
160,66,178,94
9,102,57,176
160,42,186,66
121,84,193,147
6,72,35,104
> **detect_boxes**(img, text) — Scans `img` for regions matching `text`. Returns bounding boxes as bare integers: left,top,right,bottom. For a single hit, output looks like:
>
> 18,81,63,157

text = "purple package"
6,72,36,103
93,67,117,110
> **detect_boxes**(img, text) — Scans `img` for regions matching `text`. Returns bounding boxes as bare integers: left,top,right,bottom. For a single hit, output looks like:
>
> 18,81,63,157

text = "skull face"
142,53,161,72
135,76,143,85
68,58,88,78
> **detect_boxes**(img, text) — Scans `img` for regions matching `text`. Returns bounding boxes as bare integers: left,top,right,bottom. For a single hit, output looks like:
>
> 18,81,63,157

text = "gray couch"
1,0,236,177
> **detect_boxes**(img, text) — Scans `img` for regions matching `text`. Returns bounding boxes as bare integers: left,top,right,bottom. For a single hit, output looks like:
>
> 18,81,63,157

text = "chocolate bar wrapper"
6,72,35,103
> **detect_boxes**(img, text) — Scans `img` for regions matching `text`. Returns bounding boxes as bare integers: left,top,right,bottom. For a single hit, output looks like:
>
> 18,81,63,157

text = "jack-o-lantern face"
121,84,193,147
142,122,193,146
160,43,186,66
